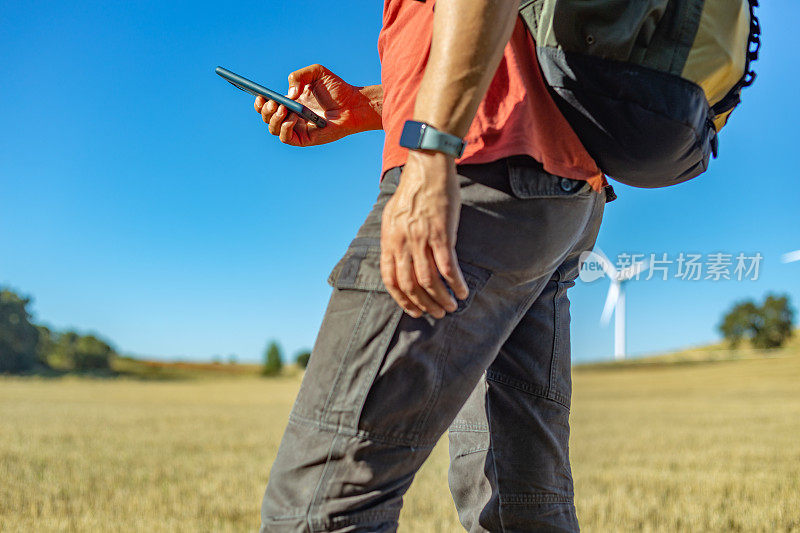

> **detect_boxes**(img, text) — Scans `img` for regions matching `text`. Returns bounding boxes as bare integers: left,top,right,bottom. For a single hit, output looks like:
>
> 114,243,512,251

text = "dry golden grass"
571,354,800,532
2,351,799,532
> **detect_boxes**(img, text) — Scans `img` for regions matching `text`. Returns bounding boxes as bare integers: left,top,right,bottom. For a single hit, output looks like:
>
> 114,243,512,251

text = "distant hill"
111,330,800,379
575,329,800,372
111,356,272,379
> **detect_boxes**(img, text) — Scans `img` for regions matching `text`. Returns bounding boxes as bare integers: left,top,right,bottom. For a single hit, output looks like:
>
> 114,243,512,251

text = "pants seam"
262,513,309,522
287,413,439,448
486,370,571,410
486,383,506,533
500,493,575,505
452,446,490,459
319,290,374,424
449,423,489,432
314,508,401,531
409,313,460,438
548,268,563,396
307,431,342,532
353,299,404,429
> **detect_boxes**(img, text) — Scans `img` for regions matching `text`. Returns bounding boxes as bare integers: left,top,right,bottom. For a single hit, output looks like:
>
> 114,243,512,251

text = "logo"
579,249,608,283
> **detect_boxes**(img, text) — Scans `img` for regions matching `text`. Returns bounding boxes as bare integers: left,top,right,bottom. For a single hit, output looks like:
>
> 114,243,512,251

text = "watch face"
399,121,425,149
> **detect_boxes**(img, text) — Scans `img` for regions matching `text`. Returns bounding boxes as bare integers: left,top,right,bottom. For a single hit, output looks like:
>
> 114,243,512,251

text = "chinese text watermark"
579,251,763,283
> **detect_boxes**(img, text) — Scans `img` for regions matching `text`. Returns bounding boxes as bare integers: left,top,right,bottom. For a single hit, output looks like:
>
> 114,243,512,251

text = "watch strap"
419,124,465,158
400,120,466,158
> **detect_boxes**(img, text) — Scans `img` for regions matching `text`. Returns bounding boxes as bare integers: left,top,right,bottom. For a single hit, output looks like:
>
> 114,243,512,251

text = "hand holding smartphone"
216,63,382,147
215,66,327,129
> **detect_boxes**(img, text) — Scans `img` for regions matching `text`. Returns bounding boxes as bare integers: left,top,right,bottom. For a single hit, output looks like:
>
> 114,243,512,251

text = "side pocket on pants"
290,238,403,433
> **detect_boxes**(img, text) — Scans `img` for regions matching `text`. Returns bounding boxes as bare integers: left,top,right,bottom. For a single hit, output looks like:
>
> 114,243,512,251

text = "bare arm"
414,0,518,137
380,0,518,319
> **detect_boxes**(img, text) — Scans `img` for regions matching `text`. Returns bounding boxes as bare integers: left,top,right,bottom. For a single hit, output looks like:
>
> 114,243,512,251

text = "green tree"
752,294,794,349
0,288,40,373
262,341,283,376
48,331,116,371
36,325,55,366
48,331,79,369
718,293,794,349
295,350,311,369
72,335,115,370
719,300,760,348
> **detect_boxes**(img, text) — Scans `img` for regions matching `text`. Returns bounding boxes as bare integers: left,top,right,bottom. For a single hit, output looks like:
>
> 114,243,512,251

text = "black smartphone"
215,66,327,129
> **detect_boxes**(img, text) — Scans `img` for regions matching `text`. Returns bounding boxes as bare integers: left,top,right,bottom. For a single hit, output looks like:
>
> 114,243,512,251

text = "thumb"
287,64,327,99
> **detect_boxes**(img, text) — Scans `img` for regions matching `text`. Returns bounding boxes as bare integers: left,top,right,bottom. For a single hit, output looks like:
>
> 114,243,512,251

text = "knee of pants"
446,378,578,532
261,418,433,532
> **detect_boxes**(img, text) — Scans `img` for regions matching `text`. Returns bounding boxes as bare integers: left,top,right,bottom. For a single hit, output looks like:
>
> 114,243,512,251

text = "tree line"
261,340,311,376
1,288,116,373
1,286,312,375
6,284,791,375
718,293,795,349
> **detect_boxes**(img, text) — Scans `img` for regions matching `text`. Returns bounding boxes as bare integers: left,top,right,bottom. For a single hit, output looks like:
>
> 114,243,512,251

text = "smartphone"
215,66,327,129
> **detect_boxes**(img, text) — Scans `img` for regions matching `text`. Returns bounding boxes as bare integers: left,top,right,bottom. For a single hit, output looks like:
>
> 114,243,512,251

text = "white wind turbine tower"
592,250,649,360
782,250,800,264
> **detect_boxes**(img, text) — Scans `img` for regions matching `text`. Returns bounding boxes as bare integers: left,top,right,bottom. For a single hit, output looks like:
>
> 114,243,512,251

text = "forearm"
354,84,384,132
382,1,517,316
413,0,518,137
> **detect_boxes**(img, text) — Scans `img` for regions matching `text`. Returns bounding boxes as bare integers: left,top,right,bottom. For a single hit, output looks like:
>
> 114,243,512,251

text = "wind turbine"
591,250,649,360
782,250,800,263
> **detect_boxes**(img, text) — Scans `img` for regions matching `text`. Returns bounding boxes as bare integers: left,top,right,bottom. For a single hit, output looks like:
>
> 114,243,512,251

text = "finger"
268,105,289,136
293,119,312,145
279,114,300,145
287,64,326,104
431,244,468,301
261,99,277,124
288,64,327,90
254,96,267,112
413,245,457,313
396,252,445,319
380,250,422,317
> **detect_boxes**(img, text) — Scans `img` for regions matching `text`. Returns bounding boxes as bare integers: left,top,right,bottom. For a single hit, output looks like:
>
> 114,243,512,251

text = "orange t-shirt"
378,0,606,191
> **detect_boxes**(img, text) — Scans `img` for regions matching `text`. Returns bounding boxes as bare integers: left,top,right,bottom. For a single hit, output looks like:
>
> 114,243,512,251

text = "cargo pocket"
328,236,491,315
289,237,403,431
443,260,492,315
327,237,387,291
355,255,493,445
296,236,493,439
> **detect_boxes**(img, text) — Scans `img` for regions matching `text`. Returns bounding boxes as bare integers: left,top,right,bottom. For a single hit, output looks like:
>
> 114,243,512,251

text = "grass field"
2,350,800,532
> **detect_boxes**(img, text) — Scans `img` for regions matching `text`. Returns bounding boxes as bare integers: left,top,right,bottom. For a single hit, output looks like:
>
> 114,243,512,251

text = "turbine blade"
782,250,800,263
600,282,620,325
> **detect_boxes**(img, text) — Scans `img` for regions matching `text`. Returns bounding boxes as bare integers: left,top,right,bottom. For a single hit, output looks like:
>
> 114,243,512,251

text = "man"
255,0,612,531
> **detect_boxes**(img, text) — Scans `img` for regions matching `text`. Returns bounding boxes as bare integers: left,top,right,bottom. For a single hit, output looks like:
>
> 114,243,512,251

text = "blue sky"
1,1,798,363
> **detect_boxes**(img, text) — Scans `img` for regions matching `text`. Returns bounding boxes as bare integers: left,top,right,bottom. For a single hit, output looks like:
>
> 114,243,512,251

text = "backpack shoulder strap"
711,0,761,118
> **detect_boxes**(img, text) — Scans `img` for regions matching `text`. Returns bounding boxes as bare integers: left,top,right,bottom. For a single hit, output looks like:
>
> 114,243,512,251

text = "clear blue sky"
1,1,798,363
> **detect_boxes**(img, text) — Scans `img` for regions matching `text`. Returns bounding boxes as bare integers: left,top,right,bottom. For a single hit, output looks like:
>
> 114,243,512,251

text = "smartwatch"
399,120,466,158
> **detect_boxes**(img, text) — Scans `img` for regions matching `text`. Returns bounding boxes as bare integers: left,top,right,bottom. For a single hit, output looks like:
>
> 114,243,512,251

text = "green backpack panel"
520,0,760,188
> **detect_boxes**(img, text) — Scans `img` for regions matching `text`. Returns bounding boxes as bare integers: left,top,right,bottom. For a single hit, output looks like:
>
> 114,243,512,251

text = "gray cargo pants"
260,155,607,532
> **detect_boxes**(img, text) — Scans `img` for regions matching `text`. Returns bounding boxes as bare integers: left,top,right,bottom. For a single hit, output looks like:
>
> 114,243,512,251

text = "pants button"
560,178,575,192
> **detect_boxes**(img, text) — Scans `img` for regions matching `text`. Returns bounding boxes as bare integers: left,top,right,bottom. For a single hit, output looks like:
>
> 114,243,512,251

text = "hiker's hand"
380,151,468,319
254,64,382,147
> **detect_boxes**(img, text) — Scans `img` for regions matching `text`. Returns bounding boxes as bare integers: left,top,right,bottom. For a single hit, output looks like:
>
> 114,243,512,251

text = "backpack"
519,0,761,188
